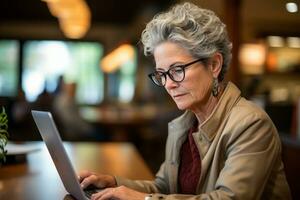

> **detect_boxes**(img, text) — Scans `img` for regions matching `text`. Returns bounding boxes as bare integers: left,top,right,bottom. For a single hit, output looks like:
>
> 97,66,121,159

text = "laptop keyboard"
84,188,103,199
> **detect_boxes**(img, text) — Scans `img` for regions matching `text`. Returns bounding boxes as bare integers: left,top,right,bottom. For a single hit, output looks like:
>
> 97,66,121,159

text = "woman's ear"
210,52,223,78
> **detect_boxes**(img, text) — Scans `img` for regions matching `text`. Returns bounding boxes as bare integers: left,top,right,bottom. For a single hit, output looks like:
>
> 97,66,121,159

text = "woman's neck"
193,82,226,125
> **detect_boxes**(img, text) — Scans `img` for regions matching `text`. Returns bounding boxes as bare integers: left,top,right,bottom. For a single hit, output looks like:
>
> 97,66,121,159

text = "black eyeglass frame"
148,58,206,87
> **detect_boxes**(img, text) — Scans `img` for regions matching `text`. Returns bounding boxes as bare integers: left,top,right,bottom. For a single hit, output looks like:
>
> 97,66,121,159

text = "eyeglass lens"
149,58,205,86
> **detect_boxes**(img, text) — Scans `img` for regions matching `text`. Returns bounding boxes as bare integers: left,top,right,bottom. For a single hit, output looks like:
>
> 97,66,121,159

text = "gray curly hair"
141,2,232,81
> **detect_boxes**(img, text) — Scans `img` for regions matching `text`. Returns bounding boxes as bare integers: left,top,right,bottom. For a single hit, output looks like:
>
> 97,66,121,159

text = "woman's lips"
173,93,187,98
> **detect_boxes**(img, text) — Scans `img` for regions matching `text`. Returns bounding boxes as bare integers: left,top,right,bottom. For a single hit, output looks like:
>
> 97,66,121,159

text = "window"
0,40,19,97
103,45,137,103
22,40,104,104
118,49,137,102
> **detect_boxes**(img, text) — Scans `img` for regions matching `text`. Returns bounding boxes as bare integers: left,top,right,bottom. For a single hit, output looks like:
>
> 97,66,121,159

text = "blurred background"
0,0,300,198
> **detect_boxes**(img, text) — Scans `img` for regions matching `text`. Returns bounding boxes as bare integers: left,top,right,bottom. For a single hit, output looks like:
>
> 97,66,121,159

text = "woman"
79,2,291,200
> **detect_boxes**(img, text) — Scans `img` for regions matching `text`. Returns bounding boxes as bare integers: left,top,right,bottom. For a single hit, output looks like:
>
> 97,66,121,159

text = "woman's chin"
175,102,189,110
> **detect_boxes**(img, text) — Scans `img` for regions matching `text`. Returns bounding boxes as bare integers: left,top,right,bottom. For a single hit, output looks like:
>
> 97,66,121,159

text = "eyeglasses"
148,58,206,87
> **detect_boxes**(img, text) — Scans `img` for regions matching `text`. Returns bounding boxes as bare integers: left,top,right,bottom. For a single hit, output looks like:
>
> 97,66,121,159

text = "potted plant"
0,107,9,163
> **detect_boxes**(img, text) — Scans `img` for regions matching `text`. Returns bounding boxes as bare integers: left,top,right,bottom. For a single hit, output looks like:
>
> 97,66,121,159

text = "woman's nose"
164,76,179,90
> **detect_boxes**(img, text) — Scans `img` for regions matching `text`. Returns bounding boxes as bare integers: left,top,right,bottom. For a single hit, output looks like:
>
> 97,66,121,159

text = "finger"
80,174,98,189
90,188,108,200
91,188,114,200
98,190,114,200
78,170,94,182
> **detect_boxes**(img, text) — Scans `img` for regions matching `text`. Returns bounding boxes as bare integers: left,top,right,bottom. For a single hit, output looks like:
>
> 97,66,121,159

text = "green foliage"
0,107,9,163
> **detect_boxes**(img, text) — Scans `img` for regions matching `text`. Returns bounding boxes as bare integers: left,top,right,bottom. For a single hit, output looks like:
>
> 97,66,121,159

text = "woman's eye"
173,67,183,73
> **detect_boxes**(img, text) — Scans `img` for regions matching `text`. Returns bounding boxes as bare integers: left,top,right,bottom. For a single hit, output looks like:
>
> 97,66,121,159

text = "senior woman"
79,2,291,200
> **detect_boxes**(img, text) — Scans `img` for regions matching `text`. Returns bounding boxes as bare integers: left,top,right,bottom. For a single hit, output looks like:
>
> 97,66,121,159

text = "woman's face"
153,41,214,111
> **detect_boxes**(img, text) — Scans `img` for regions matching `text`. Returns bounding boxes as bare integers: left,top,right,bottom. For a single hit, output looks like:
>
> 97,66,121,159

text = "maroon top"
178,124,201,194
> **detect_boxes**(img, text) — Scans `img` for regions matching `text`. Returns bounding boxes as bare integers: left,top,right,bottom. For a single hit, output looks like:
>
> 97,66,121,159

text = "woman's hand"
90,185,147,200
78,170,117,189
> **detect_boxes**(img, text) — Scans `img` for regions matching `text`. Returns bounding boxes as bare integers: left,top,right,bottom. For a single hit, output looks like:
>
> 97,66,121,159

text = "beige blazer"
116,82,292,200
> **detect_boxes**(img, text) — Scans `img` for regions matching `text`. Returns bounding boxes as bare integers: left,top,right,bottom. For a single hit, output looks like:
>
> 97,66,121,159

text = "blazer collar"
199,82,241,141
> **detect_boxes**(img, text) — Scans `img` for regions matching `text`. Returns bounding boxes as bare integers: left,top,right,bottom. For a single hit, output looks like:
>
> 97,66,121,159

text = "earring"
212,78,219,97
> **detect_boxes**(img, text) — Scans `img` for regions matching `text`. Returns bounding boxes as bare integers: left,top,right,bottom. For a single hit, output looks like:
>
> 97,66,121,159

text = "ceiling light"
42,0,91,39
267,36,285,47
286,2,298,13
287,37,300,48
239,43,266,74
101,44,135,73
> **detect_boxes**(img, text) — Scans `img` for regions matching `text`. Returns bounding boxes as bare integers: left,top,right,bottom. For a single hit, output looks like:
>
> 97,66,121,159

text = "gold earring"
212,78,219,97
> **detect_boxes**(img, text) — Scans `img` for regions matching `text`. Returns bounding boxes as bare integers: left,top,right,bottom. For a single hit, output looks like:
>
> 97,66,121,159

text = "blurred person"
34,87,54,111
12,88,31,123
10,88,35,140
53,78,96,141
78,2,291,200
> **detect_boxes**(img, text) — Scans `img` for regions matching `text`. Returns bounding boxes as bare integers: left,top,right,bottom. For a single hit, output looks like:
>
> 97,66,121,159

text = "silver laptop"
31,110,100,200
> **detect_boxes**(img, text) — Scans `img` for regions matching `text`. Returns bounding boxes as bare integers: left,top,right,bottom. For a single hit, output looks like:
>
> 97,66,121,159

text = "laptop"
31,110,101,200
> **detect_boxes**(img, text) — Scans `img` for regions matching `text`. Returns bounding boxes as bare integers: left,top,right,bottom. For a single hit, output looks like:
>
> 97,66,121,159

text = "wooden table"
0,142,154,200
